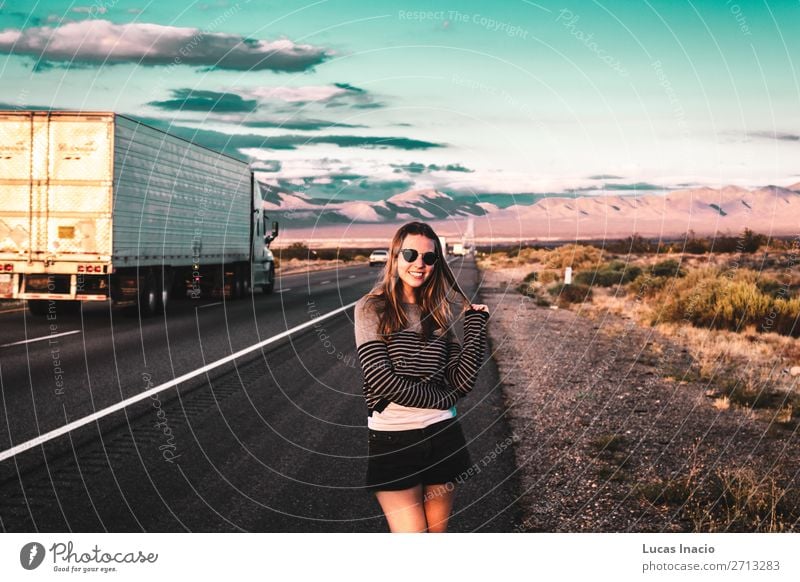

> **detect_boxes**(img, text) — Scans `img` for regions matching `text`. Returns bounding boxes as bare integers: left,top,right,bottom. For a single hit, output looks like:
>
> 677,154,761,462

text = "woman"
354,221,489,532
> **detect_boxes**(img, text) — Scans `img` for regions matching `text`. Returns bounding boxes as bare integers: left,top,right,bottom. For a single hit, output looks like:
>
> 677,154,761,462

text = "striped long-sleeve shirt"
354,295,489,419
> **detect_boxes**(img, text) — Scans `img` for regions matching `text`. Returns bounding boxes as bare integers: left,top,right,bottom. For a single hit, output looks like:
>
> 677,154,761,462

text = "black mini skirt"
365,417,472,492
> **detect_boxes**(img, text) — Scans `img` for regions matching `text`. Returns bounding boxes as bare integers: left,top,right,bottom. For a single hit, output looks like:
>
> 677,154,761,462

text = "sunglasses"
400,248,438,266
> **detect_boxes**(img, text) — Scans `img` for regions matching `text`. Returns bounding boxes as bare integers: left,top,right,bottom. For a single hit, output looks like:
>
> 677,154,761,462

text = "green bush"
683,237,709,254
539,270,561,284
651,259,685,278
740,228,767,253
516,283,536,298
651,267,800,337
315,248,356,261
544,244,602,270
523,271,539,283
574,261,642,287
770,297,800,336
756,278,788,299
603,234,656,254
278,242,312,260
548,282,593,305
276,244,358,261
627,274,672,297
506,246,540,260
516,282,551,307
712,234,743,253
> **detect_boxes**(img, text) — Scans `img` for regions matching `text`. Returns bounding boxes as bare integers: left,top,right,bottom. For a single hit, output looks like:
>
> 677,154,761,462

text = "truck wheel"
241,269,251,297
158,270,171,313
139,272,158,317
28,299,49,316
262,263,275,294
232,267,243,300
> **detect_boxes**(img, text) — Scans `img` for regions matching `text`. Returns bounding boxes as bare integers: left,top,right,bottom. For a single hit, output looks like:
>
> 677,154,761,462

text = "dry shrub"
649,267,800,337
539,270,561,284
637,446,800,532
543,244,603,270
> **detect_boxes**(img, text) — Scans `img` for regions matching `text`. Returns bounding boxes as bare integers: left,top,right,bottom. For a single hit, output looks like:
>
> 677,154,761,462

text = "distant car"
369,250,389,266
451,243,467,256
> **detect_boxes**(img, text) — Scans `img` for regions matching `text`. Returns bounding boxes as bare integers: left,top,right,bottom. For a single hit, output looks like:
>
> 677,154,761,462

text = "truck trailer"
0,110,278,316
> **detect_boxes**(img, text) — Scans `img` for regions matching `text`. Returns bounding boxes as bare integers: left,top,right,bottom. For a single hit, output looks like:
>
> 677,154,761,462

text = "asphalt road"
0,257,522,532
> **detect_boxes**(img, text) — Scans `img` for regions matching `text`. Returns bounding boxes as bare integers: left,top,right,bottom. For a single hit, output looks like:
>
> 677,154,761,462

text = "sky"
1,0,799,203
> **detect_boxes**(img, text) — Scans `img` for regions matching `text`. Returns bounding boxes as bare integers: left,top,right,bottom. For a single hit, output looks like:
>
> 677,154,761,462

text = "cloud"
126,119,443,155
750,131,800,142
149,89,257,113
0,102,52,111
333,82,365,94
240,119,366,130
261,175,416,206
251,160,282,172
270,135,441,151
0,19,330,72
576,182,662,192
145,84,376,128
245,85,351,103
243,82,381,109
441,163,472,173
71,6,107,14
392,162,473,174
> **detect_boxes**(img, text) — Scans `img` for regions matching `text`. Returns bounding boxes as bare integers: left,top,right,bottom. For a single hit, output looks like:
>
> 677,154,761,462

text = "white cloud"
71,6,107,14
244,85,351,103
0,19,330,72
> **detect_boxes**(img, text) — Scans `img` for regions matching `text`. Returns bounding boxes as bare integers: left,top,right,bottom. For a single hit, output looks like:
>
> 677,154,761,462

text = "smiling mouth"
409,271,425,279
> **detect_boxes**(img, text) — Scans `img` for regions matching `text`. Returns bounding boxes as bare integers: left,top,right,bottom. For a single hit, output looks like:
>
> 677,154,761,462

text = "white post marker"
564,266,572,285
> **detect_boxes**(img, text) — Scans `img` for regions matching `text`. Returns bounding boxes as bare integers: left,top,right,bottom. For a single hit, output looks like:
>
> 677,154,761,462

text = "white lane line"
197,302,222,309
276,288,291,294
0,300,358,463
320,280,331,285
1,330,81,348
348,275,356,279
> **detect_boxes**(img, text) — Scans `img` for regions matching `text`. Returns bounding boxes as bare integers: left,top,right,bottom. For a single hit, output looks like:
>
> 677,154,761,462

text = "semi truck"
0,110,278,316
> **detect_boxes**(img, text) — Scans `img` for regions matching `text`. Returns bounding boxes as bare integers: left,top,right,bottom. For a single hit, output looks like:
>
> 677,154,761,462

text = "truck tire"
241,268,251,297
262,263,275,294
232,266,243,300
139,271,158,317
158,269,172,313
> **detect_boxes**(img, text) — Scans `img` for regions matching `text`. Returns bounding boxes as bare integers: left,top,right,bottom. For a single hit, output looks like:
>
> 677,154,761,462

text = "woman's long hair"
365,222,472,341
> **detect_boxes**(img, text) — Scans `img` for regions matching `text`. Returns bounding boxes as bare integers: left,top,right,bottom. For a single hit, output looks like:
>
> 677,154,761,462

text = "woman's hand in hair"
467,303,489,313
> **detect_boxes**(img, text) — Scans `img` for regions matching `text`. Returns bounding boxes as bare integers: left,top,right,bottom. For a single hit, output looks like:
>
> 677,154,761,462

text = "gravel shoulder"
479,265,799,532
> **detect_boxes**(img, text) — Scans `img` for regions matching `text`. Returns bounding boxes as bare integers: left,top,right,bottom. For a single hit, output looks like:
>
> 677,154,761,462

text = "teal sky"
1,0,798,198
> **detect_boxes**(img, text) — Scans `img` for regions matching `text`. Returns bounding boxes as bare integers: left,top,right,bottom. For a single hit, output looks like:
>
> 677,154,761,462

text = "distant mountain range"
262,183,800,245
261,186,489,223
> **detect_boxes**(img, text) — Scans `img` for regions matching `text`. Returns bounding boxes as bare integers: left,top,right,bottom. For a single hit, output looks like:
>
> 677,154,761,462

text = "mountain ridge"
259,183,800,240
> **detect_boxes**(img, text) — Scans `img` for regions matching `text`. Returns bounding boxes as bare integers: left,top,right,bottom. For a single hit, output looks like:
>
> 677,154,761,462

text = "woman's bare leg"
422,483,456,533
374,485,427,532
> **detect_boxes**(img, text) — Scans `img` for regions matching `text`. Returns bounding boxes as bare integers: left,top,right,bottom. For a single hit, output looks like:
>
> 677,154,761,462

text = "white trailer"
0,111,278,316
